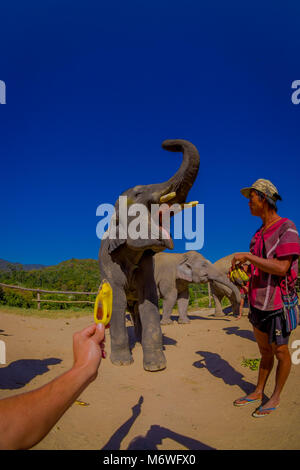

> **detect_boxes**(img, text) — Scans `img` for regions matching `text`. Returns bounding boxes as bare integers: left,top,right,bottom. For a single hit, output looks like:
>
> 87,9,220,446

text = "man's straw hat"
240,178,282,202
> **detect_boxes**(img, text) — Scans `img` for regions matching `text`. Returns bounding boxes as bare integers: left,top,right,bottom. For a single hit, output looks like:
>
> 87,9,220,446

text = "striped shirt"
249,218,300,311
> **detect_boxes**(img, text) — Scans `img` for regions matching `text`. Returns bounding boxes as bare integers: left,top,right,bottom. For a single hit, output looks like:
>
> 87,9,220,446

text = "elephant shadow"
127,326,177,351
193,351,256,395
222,306,234,315
223,327,256,342
101,396,215,450
0,358,62,390
187,315,231,322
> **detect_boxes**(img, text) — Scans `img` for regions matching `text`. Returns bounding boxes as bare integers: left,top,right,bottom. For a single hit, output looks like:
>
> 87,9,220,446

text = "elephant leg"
177,288,190,324
110,286,133,366
230,293,240,316
137,256,166,372
211,284,223,316
160,289,178,325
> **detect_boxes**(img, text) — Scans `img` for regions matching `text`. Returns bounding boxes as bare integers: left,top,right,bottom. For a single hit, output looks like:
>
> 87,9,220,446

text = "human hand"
72,323,107,382
231,253,250,268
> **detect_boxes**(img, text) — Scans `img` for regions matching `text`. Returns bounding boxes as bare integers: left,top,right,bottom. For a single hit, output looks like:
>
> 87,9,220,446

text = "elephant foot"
178,316,190,324
110,349,134,367
143,349,166,372
160,318,173,325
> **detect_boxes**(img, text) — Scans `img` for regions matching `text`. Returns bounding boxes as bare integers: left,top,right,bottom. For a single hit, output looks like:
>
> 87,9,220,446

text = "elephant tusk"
160,192,176,203
180,201,199,209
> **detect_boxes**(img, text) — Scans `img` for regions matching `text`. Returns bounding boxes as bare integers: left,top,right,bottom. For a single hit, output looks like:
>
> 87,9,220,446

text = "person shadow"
101,396,215,450
193,351,256,396
223,326,256,342
0,358,62,390
101,396,144,450
128,425,215,450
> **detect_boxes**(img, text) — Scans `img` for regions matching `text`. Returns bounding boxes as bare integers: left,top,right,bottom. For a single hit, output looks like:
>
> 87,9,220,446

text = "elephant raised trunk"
154,139,200,205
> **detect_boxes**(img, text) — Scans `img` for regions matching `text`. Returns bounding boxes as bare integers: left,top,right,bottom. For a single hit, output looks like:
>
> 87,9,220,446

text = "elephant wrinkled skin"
99,139,200,371
154,251,241,324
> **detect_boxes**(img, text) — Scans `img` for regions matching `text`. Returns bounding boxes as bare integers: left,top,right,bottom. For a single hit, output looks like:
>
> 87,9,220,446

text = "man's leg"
255,343,291,415
234,326,274,404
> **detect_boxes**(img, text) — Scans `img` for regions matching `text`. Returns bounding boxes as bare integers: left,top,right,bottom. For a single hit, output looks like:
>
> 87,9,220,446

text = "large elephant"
210,253,249,316
154,251,241,324
99,139,200,371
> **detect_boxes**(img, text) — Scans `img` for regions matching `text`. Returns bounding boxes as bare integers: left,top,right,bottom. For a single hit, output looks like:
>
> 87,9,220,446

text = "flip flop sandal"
233,396,260,407
252,405,279,418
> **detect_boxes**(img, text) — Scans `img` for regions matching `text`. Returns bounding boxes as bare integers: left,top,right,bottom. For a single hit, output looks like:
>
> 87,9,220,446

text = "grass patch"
241,357,261,371
0,304,92,319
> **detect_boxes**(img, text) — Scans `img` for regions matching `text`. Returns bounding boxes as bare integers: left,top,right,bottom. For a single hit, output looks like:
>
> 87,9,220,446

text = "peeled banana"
94,279,113,326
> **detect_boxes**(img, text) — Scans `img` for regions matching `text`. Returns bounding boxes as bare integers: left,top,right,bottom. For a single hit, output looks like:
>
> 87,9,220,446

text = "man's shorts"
248,305,290,345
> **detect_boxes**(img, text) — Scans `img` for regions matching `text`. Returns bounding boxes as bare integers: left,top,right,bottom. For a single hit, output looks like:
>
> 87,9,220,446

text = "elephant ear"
176,259,193,282
107,210,127,254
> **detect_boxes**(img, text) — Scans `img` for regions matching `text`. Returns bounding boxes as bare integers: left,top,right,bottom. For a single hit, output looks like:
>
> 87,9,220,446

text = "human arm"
231,252,293,277
0,323,106,450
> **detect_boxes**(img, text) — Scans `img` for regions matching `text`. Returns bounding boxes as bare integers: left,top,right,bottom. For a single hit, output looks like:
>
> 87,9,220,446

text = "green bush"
0,288,34,308
0,259,100,310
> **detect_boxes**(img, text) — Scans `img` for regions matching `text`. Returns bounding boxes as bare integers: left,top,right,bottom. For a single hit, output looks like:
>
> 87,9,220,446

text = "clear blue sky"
1,0,299,265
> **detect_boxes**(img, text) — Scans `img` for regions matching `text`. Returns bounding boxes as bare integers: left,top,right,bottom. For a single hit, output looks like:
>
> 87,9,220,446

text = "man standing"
232,179,300,417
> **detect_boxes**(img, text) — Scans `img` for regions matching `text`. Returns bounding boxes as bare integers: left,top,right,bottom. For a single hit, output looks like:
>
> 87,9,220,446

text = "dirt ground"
1,307,300,450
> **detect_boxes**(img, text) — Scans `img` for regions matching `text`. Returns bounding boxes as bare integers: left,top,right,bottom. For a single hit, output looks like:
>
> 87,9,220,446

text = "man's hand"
72,323,107,382
231,253,250,268
0,322,109,450
232,252,293,277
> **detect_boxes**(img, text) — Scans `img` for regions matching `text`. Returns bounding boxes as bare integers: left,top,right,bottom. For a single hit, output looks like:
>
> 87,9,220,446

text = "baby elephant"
154,251,241,324
210,252,250,317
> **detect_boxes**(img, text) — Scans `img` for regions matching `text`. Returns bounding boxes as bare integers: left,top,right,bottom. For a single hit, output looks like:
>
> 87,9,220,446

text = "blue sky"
1,0,299,265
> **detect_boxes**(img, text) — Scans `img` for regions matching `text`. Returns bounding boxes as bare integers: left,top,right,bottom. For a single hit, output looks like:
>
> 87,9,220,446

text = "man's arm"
0,323,106,450
232,253,293,276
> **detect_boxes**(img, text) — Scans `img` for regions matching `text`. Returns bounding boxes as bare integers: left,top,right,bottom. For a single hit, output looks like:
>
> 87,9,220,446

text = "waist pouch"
282,291,299,333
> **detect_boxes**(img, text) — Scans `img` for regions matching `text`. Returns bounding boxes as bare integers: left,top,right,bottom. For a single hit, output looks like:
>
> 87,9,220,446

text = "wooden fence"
0,283,97,309
1,276,299,311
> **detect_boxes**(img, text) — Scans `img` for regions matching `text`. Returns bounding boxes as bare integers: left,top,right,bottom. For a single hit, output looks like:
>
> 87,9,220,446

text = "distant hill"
0,259,47,272
0,258,100,292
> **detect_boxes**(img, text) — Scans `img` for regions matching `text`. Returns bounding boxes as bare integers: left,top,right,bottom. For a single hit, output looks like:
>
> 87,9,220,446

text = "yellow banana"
94,279,113,326
237,268,249,282
75,400,89,406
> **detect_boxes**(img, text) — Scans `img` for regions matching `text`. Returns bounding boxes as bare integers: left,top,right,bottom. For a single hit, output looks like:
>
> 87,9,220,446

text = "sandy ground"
1,307,300,450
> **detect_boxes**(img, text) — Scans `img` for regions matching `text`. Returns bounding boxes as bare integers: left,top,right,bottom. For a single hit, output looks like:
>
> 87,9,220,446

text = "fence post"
37,292,40,310
208,282,212,308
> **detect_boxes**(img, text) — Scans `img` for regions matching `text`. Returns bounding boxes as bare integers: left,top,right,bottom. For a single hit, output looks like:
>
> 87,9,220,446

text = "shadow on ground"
101,396,215,450
128,326,177,351
223,326,255,342
187,315,231,322
193,351,256,396
0,358,62,389
0,329,12,337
